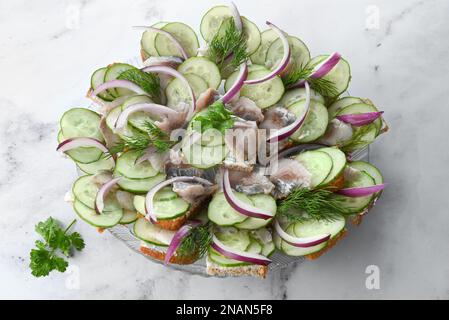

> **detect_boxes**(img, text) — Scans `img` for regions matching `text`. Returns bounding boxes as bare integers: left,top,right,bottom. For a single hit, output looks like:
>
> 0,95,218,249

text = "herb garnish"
207,19,249,69
192,101,235,134
29,218,85,277
278,188,351,222
117,68,160,99
177,223,213,258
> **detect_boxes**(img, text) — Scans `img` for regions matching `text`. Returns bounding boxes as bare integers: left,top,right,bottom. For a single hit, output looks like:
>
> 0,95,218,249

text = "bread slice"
206,258,268,279
140,242,198,265
305,229,347,260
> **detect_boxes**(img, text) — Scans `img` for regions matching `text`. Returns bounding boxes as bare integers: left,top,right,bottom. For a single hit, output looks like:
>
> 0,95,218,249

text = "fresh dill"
117,68,160,99
177,223,213,258
192,101,235,134
278,188,352,223
207,18,249,69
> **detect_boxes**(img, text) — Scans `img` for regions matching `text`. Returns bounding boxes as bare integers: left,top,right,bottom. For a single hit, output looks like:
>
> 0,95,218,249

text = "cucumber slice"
246,239,263,254
278,217,345,256
57,128,103,164
225,67,284,108
208,248,249,267
217,17,261,55
60,108,103,141
90,67,114,101
115,173,166,194
327,96,363,118
342,124,377,152
215,226,251,251
250,29,278,65
288,99,329,142
280,87,325,107
73,199,123,228
207,192,249,226
332,169,375,213
76,154,115,174
295,151,333,188
105,106,122,131
166,73,208,109
121,95,155,132
178,57,221,89
335,103,382,136
250,228,275,257
133,194,189,220
309,55,351,97
182,143,228,169
154,186,178,201
72,175,121,212
133,217,174,246
141,22,168,57
318,147,347,186
115,150,158,179
154,22,199,58
120,210,138,224
348,161,383,184
265,36,310,70
104,63,136,97
234,194,276,229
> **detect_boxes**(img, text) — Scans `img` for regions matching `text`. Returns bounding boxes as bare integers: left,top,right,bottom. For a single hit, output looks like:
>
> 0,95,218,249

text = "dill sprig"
207,18,249,69
278,188,352,223
340,123,376,152
282,63,314,88
192,101,234,134
177,223,213,258
117,68,160,99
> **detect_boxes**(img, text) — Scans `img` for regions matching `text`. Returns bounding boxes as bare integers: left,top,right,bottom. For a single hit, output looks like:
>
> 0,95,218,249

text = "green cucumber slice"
76,154,115,174
348,161,383,184
141,22,168,57
120,210,138,224
246,238,263,254
208,248,250,267
250,29,278,65
335,102,382,136
200,5,233,41
115,150,158,179
73,199,123,228
234,194,276,229
60,108,104,141
133,217,174,246
121,95,155,132
265,35,310,71
178,57,221,89
309,55,351,97
288,99,329,143
115,173,166,194
104,63,136,97
154,22,199,58
216,17,261,55
182,143,228,169
280,87,325,107
327,96,363,118
133,195,189,220
250,228,275,257
295,150,333,188
166,73,208,109
215,227,251,251
207,192,249,226
57,128,103,164
318,147,347,186
72,175,121,212
342,124,377,152
154,187,178,202
90,67,114,101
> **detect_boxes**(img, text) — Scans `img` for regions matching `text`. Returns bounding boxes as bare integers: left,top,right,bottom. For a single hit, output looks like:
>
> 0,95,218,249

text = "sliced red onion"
229,2,243,32
142,65,196,119
273,220,330,248
145,176,213,223
134,26,189,60
336,111,384,127
336,183,386,197
164,220,202,264
211,235,271,265
309,52,342,79
95,177,121,214
56,137,109,154
114,102,179,131
221,63,248,104
267,81,311,143
244,22,290,85
222,169,274,220
91,80,146,97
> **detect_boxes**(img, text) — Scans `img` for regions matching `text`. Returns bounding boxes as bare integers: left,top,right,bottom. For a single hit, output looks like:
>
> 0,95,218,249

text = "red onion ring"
273,220,330,248
336,111,384,127
211,235,271,265
56,137,109,154
164,220,202,264
229,2,243,32
95,177,121,214
221,63,248,104
336,183,386,197
244,22,290,85
134,26,189,60
114,102,180,131
91,80,146,97
267,81,311,143
309,52,342,79
142,65,196,119
145,176,213,223
222,169,274,220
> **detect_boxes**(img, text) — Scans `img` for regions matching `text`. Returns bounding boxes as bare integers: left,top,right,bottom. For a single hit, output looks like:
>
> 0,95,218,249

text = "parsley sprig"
278,188,352,223
117,68,160,100
177,223,213,258
192,101,235,134
29,218,85,277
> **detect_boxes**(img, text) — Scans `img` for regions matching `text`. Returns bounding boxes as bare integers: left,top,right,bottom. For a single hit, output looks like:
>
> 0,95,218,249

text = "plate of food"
56,3,388,279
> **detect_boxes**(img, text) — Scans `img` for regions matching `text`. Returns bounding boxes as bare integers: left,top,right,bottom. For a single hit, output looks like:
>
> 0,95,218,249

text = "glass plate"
106,147,370,277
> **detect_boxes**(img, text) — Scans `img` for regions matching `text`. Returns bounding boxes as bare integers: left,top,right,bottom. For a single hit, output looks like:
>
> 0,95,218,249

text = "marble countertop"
1,0,448,299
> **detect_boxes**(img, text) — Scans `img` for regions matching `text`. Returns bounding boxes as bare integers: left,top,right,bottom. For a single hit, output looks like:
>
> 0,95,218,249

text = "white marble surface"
1,0,448,299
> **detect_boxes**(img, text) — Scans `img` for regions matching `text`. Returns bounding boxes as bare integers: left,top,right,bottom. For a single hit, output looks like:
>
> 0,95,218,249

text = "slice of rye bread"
304,228,348,260
206,258,268,279
140,245,198,265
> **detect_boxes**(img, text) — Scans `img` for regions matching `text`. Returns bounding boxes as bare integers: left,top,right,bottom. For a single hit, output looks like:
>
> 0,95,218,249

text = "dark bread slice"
206,258,268,279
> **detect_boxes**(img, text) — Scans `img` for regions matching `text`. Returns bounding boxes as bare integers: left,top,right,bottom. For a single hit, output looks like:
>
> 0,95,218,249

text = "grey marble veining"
0,0,448,299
